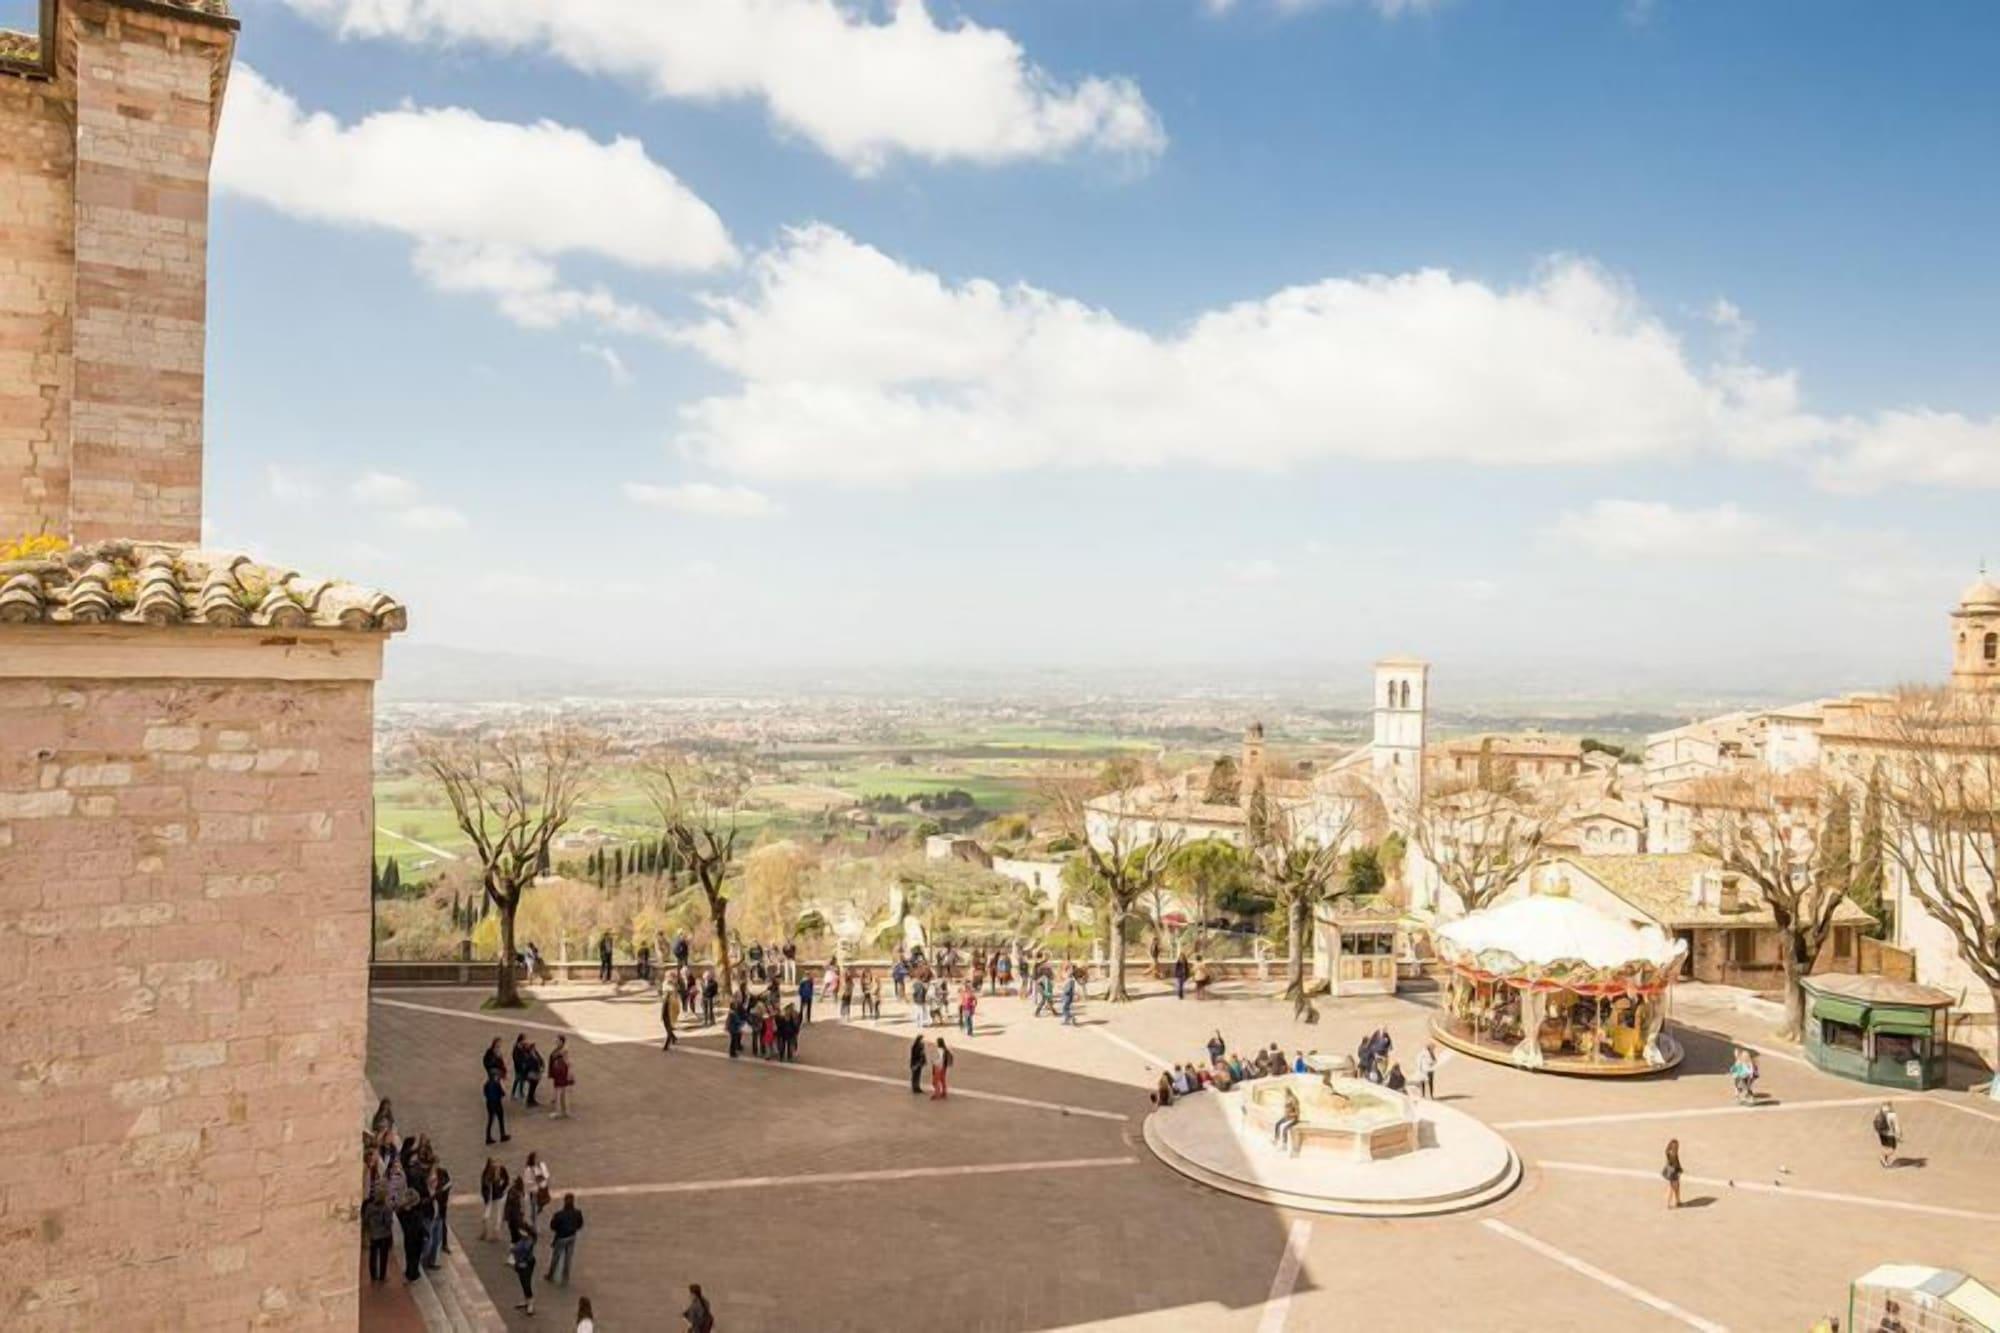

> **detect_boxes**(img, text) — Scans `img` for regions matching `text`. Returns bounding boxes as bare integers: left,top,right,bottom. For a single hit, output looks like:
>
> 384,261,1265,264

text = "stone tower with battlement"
0,0,235,545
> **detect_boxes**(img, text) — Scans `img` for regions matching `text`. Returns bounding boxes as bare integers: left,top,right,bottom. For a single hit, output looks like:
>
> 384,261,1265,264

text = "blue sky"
186,0,2000,687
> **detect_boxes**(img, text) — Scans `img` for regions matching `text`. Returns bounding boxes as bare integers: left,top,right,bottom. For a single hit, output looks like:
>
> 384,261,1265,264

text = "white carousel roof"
1436,893,1684,970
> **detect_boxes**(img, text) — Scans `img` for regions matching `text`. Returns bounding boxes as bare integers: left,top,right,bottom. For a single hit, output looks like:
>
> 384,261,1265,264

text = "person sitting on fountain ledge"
1272,1087,1303,1152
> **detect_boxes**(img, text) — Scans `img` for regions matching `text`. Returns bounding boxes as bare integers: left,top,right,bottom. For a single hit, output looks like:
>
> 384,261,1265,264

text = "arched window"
1385,680,1396,708
1986,631,1998,664
1398,681,1411,709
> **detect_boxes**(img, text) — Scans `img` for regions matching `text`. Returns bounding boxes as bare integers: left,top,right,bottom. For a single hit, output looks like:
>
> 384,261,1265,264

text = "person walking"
545,1193,584,1285
503,1178,529,1244
478,1159,509,1241
423,1163,452,1269
549,1037,575,1118
799,972,815,1025
929,1035,954,1099
725,1002,744,1059
575,1296,597,1333
909,1033,927,1094
396,1168,431,1282
661,986,680,1052
1173,952,1189,1001
1662,1139,1684,1209
1416,1043,1438,1100
484,1065,510,1145
362,1183,395,1283
684,1284,715,1332
1060,973,1078,1026
598,932,614,984
959,982,978,1036
509,1227,538,1316
1873,1102,1902,1168
701,969,718,1025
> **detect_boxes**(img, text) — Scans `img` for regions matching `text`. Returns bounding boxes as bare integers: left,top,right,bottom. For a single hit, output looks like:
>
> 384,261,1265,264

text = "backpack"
1873,1109,1890,1135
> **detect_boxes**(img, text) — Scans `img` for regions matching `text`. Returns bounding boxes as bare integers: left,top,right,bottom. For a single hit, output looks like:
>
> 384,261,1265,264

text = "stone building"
1,3,404,1328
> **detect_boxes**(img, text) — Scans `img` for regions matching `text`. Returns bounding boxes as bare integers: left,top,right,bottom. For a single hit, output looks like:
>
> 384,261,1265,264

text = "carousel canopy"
1436,893,1685,974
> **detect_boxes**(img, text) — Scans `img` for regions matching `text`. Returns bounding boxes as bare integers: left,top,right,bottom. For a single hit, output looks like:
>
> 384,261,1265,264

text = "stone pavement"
364,977,2000,1333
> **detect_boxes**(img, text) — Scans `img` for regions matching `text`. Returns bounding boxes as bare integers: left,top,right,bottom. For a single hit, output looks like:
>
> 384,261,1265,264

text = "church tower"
1372,657,1430,812
1240,720,1267,801
1951,570,2000,693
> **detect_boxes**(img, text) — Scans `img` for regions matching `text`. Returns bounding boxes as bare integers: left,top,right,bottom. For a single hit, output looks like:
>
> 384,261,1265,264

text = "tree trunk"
1108,902,1130,1002
495,890,521,1008
708,888,734,993
1778,945,1804,1041
1286,898,1311,1021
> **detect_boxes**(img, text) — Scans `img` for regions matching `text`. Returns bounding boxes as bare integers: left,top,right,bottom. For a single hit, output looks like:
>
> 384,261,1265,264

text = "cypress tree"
1853,773,1888,938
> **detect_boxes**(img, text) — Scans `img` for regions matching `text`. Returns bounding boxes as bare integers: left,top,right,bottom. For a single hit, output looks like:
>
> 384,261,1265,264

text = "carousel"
1430,883,1687,1076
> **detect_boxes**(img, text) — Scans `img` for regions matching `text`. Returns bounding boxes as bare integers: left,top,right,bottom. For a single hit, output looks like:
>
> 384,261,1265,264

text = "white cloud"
667,226,1818,484
349,471,469,532
624,481,781,518
1811,410,2000,492
580,343,633,386
351,471,419,506
1543,500,1814,562
1226,557,1283,583
266,464,317,503
214,66,730,333
395,504,471,532
275,0,1164,176
1208,0,1440,16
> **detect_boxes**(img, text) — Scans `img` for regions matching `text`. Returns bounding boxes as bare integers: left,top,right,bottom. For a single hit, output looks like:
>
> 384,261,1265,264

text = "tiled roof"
0,542,405,632
1560,853,1872,929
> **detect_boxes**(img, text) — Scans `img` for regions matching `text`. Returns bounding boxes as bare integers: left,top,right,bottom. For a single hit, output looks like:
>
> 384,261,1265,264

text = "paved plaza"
365,979,2000,1332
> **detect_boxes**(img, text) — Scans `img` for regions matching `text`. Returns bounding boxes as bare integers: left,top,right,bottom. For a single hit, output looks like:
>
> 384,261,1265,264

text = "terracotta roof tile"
1558,853,1872,930
0,542,405,633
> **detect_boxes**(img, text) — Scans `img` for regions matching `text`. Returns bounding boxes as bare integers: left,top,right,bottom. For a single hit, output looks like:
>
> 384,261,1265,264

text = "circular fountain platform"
1144,1076,1520,1217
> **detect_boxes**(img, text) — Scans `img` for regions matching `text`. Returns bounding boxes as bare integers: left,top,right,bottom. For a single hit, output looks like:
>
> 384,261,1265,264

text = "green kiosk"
1801,972,1955,1090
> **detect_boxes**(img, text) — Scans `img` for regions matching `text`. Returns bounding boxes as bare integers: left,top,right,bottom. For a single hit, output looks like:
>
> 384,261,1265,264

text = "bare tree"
1688,771,1847,1039
420,724,604,1008
1408,770,1568,915
642,755,749,993
1255,791,1375,1022
1047,775,1183,1003
1876,688,2000,1034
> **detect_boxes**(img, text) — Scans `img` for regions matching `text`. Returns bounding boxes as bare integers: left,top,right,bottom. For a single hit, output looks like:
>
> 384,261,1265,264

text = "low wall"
368,955,1311,988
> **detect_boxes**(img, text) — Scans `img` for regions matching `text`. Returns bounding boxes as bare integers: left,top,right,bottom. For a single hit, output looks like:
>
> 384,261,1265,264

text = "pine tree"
1820,793,1853,904
1246,777,1271,848
383,856,401,897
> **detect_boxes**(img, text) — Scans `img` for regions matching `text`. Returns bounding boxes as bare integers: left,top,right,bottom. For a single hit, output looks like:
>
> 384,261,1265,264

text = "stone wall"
0,52,75,539
0,672,373,1330
0,0,233,546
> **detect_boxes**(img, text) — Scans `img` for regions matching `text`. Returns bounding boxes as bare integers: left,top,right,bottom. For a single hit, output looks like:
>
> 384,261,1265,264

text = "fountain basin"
1239,1074,1418,1160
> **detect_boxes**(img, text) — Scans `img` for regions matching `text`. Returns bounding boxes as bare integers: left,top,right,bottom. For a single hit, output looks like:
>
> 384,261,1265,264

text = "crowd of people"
1146,1028,1442,1109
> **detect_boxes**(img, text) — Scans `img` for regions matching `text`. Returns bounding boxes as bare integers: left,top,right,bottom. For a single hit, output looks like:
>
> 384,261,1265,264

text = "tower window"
1385,681,1396,708
1985,631,1998,664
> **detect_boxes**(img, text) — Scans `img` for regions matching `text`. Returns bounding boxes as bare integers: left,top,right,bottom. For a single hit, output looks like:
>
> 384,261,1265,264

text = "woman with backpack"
1873,1102,1901,1168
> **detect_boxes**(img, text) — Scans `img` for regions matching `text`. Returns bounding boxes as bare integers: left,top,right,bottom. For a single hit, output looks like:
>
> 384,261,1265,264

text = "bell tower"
1951,569,2000,693
1372,657,1430,813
